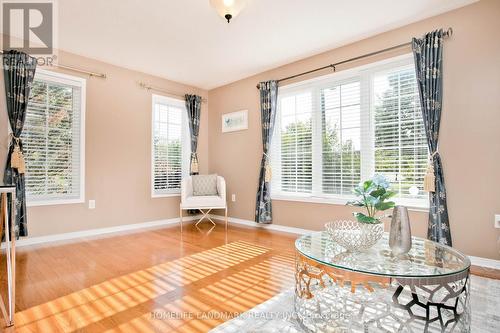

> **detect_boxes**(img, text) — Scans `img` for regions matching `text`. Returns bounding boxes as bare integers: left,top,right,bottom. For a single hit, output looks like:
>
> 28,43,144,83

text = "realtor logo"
2,1,54,54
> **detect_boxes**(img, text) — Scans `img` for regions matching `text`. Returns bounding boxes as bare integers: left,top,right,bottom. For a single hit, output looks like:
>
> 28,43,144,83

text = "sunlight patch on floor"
102,255,295,333
13,241,271,333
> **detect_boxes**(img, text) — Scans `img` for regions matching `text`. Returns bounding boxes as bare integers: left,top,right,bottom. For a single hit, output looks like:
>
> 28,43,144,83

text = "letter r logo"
2,1,53,54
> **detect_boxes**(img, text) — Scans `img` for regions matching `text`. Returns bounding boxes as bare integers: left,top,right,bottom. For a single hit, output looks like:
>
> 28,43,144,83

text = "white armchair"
180,175,228,231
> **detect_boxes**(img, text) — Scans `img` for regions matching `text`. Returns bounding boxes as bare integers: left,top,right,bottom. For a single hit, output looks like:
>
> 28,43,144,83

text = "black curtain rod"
256,27,453,89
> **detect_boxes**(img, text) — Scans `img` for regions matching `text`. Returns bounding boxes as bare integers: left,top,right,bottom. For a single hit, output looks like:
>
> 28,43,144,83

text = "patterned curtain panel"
185,94,202,175
412,29,452,246
2,50,37,238
255,80,278,224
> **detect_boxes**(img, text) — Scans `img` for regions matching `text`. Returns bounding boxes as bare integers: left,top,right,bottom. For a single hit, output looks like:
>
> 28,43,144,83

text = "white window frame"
271,54,429,210
20,69,86,207
151,94,190,198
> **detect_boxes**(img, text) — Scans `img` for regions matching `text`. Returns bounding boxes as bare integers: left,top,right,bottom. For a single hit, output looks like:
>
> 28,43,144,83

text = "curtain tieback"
263,152,272,182
423,150,438,193
9,134,26,174
190,152,199,174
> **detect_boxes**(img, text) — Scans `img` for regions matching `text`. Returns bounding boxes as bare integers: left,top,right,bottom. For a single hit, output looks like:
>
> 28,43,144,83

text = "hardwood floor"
0,222,296,332
1,221,498,332
471,265,500,280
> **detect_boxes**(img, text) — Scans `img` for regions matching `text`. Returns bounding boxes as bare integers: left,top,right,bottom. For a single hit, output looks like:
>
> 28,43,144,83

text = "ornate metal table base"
295,253,470,333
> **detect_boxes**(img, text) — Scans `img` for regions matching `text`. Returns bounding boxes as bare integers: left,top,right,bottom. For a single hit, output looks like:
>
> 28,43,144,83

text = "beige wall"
0,50,209,238
208,0,500,259
0,0,498,260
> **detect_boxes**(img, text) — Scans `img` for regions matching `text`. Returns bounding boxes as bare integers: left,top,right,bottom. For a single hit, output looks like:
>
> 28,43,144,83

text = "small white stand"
0,186,16,328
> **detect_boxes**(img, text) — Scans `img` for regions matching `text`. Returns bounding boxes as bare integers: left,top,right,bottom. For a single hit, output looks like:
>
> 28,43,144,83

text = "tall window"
22,70,86,205
151,95,190,197
373,67,428,202
321,80,361,196
271,56,428,207
279,92,313,194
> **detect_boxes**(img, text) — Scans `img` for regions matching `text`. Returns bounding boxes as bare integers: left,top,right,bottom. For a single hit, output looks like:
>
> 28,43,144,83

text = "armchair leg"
195,209,215,227
180,206,183,233
225,207,228,231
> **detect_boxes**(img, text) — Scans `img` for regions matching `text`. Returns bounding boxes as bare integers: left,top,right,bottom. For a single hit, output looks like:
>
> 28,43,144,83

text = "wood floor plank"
1,222,296,332
2,221,494,332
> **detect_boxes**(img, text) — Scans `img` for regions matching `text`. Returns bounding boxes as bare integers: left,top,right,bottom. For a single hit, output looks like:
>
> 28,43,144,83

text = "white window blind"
151,95,190,197
271,55,429,207
321,80,362,196
22,70,85,205
279,92,313,194
21,70,85,205
373,66,428,203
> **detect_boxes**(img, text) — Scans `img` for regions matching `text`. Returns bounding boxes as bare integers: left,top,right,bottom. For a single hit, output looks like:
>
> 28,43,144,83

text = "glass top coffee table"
294,232,471,332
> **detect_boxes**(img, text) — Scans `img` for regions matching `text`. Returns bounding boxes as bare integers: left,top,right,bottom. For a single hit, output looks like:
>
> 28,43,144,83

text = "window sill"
152,193,181,198
271,195,429,212
272,194,353,206
27,198,85,207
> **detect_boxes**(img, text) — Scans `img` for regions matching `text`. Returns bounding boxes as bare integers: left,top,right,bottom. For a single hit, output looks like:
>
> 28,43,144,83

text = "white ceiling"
58,0,476,90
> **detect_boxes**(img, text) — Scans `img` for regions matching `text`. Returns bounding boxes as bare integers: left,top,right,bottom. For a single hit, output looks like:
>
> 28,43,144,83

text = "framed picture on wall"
222,110,248,133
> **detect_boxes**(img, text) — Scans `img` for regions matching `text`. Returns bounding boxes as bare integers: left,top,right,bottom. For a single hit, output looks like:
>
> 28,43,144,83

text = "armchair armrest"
181,176,193,203
217,176,226,205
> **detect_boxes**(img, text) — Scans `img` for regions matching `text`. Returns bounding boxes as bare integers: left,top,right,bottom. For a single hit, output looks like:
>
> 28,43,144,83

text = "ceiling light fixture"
210,0,248,23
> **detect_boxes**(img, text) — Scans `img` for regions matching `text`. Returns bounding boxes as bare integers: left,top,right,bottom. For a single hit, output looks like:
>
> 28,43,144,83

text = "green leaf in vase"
353,212,380,224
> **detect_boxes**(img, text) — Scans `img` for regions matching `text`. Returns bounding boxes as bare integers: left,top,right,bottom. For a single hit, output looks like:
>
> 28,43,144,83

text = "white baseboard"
210,214,312,235
468,256,500,270
211,214,500,270
7,215,201,248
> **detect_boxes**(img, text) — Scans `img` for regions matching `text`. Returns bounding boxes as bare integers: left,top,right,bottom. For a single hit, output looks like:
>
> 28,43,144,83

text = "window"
321,80,362,196
278,92,313,194
373,67,428,203
271,55,429,208
22,70,86,206
151,95,190,197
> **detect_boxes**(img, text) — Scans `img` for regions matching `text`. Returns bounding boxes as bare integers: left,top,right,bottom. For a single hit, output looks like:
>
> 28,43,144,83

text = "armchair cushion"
192,174,218,196
182,195,226,209
181,175,227,210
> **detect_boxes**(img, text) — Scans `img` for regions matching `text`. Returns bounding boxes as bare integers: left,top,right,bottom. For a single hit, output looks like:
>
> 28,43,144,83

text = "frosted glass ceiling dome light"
210,0,248,23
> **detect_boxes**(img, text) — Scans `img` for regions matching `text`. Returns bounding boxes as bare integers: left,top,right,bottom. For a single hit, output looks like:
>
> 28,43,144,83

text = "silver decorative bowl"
325,220,384,252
